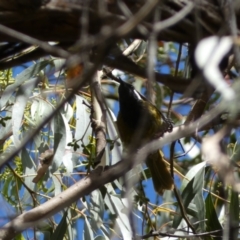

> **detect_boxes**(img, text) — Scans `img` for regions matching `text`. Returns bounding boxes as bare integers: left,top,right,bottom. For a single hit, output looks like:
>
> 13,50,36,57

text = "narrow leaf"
83,217,94,240
75,95,91,147
52,112,66,172
205,193,222,240
21,148,36,203
0,60,49,109
51,211,68,240
173,165,205,229
12,78,38,146
229,190,239,240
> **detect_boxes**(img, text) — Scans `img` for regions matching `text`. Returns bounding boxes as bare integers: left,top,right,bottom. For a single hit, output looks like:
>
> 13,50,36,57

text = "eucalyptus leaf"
75,95,91,148
95,236,107,240
52,173,62,196
21,148,36,204
63,102,73,122
52,112,67,172
0,112,12,140
205,193,222,240
12,78,39,146
229,190,239,240
61,111,73,173
106,109,122,165
31,99,54,126
45,58,65,77
0,60,49,109
83,217,94,240
173,165,205,229
109,194,132,239
87,190,104,231
51,211,68,240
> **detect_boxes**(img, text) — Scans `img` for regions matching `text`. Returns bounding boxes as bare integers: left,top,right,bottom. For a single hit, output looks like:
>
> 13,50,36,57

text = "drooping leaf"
173,164,205,229
52,112,67,172
21,148,36,204
229,189,239,240
31,98,54,126
181,161,206,191
75,95,91,148
52,174,62,196
205,193,222,240
0,60,49,109
12,78,39,146
15,60,50,82
104,191,132,240
51,211,68,240
106,109,122,165
63,102,74,123
95,236,107,240
87,190,104,231
83,217,94,240
0,112,12,140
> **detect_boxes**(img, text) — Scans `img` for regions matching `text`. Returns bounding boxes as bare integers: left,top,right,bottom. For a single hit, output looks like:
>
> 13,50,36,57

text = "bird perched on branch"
116,79,174,195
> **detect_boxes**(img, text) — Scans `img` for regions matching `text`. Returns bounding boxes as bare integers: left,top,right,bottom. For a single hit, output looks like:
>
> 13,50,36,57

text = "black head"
118,81,141,104
118,80,143,129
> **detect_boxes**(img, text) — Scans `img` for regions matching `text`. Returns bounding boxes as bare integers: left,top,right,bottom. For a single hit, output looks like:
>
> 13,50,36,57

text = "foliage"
0,1,239,240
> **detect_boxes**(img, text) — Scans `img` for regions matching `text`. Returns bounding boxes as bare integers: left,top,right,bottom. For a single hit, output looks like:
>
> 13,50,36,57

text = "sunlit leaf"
88,190,104,230
173,164,205,229
75,95,91,148
0,60,49,109
21,148,36,204
229,190,239,240
83,217,94,240
12,78,39,146
107,193,132,239
106,109,122,165
51,112,66,172
181,161,206,191
31,98,54,126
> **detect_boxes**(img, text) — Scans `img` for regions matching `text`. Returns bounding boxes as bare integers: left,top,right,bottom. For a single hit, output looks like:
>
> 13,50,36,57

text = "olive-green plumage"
117,80,173,195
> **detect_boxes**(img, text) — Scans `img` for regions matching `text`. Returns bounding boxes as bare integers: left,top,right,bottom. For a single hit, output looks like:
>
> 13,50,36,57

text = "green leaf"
12,78,38,146
181,161,206,191
21,148,35,203
87,190,104,231
52,112,67,172
229,189,239,240
173,164,205,229
105,192,132,239
95,236,107,240
16,60,50,81
0,60,49,109
205,193,222,240
31,98,54,125
14,233,25,240
83,217,94,240
106,109,122,165
53,112,73,173
75,95,91,149
51,211,68,240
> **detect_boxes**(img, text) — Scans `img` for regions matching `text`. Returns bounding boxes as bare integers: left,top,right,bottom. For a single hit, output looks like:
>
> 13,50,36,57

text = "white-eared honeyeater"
117,79,173,194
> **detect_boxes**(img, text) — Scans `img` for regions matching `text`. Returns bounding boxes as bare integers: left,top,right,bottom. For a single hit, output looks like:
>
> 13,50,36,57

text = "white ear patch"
133,89,142,100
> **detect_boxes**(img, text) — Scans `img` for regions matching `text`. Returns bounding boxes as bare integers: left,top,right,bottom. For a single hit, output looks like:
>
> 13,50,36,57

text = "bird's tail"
146,150,174,195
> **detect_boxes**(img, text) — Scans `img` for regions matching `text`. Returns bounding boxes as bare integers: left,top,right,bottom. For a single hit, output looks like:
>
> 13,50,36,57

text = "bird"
116,79,174,195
